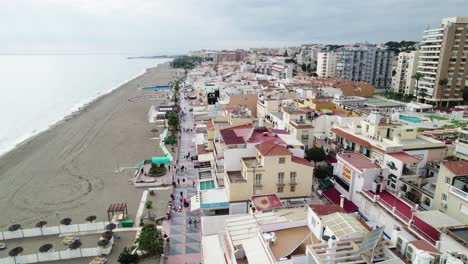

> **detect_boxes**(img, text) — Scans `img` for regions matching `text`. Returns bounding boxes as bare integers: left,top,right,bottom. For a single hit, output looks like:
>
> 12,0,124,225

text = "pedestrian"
192,180,195,188
172,181,176,188
188,217,192,227
180,191,183,197
194,218,198,228
180,197,183,204
170,194,174,200
182,178,186,185
177,179,180,185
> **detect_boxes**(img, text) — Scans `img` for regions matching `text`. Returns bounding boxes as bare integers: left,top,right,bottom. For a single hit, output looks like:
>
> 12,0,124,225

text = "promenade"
164,85,201,264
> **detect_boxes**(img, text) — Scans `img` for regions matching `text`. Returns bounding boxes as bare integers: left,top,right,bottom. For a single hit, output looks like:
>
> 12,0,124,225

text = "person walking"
170,194,174,200
182,178,186,185
188,217,192,227
180,191,183,197
194,218,199,228
177,179,180,185
192,180,195,188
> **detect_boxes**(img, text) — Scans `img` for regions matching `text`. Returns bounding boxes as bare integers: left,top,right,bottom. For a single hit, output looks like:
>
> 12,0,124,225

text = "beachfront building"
392,51,420,96
225,140,313,213
335,43,394,88
432,160,468,224
316,52,337,78
454,126,468,160
417,17,468,106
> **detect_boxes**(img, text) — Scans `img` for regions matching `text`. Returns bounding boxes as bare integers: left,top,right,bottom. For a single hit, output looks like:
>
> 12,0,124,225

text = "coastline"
0,61,177,229
0,60,171,159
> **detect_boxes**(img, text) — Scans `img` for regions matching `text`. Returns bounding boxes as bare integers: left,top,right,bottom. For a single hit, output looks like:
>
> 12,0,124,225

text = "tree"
412,72,424,102
167,111,179,132
314,165,333,180
145,200,153,209
305,147,326,163
118,247,139,264
137,224,163,256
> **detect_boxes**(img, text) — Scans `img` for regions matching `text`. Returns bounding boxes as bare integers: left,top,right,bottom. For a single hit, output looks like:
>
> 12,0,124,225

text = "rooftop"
409,240,441,255
251,194,284,212
226,171,246,183
256,140,292,156
308,204,346,216
337,152,380,172
321,212,368,238
291,156,313,167
413,211,462,228
442,160,468,176
387,152,422,164
268,226,313,260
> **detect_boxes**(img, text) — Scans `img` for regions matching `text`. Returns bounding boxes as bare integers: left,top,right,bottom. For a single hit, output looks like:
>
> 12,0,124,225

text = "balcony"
449,186,468,201
361,190,418,224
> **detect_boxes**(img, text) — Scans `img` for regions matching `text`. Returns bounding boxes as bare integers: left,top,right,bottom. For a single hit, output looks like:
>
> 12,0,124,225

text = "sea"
0,55,172,156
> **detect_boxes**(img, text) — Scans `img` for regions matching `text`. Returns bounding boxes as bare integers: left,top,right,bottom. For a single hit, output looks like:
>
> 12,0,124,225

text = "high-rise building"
392,51,420,95
335,43,394,88
316,52,337,78
417,17,468,106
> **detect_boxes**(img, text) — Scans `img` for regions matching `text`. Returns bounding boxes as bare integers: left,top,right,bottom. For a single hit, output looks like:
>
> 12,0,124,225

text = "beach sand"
0,62,178,230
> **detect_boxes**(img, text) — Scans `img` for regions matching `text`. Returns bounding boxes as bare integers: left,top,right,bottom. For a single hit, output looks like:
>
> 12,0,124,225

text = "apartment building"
316,52,337,78
335,43,394,88
417,17,468,106
454,126,468,160
392,51,420,95
432,160,468,224
224,140,313,204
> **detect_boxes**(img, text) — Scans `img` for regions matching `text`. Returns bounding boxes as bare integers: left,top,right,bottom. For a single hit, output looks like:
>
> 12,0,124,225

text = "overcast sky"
1,0,467,55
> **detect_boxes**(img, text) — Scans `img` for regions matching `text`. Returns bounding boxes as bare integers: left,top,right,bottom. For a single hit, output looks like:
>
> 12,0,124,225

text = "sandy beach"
0,62,177,229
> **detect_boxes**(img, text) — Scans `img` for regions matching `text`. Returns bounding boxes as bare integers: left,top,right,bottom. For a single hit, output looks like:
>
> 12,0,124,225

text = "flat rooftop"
226,171,246,183
267,226,314,260
337,152,380,171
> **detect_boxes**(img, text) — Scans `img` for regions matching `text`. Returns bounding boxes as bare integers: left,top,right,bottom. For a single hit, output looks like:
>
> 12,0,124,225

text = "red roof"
442,160,468,176
256,140,291,156
410,240,441,255
309,204,346,216
322,187,358,213
291,156,313,167
220,124,254,145
388,152,421,163
206,121,214,129
331,128,371,148
250,194,284,212
337,153,380,172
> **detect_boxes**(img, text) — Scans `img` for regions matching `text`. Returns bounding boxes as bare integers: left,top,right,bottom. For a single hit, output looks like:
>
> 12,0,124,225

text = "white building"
392,51,420,96
316,52,337,78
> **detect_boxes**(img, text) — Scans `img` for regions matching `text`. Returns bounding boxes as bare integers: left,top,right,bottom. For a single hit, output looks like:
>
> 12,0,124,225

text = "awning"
190,195,200,211
319,179,334,190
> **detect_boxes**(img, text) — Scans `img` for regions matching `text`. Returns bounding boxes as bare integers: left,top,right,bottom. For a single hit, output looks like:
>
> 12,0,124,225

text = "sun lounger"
89,256,107,264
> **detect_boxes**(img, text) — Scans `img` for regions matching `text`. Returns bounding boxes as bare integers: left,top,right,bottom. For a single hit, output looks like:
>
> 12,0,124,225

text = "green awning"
320,179,334,190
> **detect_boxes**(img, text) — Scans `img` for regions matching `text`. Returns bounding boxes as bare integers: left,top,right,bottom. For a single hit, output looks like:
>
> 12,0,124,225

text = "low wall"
0,247,111,264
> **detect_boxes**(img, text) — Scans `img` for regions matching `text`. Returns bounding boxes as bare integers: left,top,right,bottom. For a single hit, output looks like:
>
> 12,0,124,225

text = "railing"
409,223,439,246
450,186,468,201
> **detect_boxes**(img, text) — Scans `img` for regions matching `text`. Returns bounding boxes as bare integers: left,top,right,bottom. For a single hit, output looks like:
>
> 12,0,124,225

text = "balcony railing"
450,186,468,201
409,223,439,246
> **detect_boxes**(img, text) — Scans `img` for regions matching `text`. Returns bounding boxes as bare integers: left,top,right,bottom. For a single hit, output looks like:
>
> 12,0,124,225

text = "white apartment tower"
417,17,468,106
316,52,337,78
392,51,420,95
335,43,394,88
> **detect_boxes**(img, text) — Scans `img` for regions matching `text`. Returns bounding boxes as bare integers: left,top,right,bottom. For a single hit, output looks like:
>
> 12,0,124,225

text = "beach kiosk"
107,203,128,222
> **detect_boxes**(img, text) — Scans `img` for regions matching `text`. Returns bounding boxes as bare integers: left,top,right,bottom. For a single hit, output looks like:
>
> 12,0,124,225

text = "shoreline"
0,61,170,160
0,61,177,229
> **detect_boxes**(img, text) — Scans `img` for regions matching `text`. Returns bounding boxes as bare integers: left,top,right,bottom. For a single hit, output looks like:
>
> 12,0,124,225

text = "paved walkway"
164,88,201,264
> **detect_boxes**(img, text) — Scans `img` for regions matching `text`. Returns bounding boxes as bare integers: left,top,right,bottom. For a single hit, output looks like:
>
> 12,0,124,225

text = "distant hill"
385,41,418,54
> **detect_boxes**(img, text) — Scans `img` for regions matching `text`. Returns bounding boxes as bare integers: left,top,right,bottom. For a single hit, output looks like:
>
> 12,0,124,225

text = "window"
277,186,284,193
279,157,285,164
290,185,296,192
442,193,448,201
290,172,296,183
278,173,284,184
445,177,451,184
255,174,262,185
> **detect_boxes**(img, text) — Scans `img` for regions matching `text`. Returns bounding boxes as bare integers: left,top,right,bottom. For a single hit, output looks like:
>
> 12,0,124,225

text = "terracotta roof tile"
331,128,371,148
291,156,313,167
442,160,468,176
308,204,346,216
256,140,291,156
388,152,422,163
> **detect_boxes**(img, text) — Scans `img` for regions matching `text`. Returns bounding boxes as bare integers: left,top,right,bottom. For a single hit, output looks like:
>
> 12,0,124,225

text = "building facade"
335,43,394,88
417,17,468,106
316,52,337,78
392,51,420,95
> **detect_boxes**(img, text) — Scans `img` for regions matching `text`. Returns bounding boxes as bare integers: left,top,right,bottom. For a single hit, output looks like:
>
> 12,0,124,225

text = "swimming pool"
399,115,422,123
200,180,216,190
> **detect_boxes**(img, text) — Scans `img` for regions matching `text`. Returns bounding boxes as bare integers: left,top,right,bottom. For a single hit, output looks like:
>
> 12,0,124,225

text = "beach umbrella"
60,218,72,225
85,216,97,223
101,231,113,239
8,224,21,231
97,240,110,247
68,240,82,250
9,247,23,263
105,223,116,231
38,244,53,253
35,221,48,235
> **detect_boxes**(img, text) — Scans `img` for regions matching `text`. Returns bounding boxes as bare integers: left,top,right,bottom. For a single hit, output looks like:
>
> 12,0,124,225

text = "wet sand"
0,62,178,230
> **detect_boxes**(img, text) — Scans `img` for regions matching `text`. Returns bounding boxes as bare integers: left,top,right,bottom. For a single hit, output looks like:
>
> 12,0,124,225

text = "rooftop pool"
399,115,422,123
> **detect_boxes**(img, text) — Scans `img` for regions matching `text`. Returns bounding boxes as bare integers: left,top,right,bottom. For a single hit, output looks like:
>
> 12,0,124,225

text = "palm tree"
418,88,429,103
412,72,424,102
